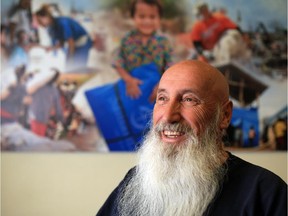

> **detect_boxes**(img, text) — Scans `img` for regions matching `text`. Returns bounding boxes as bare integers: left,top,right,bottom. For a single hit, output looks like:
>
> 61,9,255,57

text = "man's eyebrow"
179,89,195,94
157,88,197,95
157,88,167,94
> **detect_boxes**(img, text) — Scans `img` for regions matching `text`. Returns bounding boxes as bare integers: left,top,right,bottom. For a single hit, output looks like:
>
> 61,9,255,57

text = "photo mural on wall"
1,0,287,152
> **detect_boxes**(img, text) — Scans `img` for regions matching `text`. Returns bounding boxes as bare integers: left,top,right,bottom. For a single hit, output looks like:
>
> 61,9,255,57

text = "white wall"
1,151,287,216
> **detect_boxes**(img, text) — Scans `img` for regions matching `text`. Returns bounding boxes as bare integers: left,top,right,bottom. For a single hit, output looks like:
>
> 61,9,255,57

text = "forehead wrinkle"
161,60,229,102
157,87,200,96
157,88,167,94
185,62,229,103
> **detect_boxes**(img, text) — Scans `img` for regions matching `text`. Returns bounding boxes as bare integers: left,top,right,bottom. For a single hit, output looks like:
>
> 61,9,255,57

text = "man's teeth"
163,130,184,137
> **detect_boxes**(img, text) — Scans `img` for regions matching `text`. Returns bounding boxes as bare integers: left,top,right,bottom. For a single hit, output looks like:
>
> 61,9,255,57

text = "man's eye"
183,98,193,102
157,96,166,101
156,96,168,104
181,97,200,106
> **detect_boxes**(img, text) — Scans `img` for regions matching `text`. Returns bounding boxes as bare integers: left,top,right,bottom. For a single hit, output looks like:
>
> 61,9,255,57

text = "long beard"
118,111,227,216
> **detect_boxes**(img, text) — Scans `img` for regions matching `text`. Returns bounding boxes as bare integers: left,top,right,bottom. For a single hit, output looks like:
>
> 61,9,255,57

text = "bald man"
96,60,287,216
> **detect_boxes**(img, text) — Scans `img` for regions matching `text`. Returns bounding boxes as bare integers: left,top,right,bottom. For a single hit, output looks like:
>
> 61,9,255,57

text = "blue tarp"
231,107,259,147
8,46,29,68
85,64,160,151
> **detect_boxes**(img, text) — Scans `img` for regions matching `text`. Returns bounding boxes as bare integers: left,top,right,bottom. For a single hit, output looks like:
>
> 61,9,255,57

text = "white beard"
118,111,227,216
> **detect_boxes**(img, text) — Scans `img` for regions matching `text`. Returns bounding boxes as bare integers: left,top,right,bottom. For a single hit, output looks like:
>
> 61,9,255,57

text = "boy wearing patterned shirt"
112,0,173,100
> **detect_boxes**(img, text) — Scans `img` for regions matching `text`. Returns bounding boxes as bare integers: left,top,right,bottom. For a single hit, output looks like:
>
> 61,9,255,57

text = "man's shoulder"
227,153,286,186
96,167,136,216
105,166,136,197
122,167,137,183
210,154,287,215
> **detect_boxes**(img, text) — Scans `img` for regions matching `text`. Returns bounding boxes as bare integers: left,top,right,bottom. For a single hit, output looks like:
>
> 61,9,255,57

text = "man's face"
133,2,160,36
153,63,219,144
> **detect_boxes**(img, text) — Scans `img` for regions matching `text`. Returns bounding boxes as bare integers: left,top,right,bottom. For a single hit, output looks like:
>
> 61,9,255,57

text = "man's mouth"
163,130,185,138
161,130,186,143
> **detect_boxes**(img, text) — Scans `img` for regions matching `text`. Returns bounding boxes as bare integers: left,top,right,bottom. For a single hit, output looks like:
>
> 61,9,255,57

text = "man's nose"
162,100,181,123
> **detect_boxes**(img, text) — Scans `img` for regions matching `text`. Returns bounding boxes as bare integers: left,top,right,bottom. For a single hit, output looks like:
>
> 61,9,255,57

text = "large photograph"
1,0,287,152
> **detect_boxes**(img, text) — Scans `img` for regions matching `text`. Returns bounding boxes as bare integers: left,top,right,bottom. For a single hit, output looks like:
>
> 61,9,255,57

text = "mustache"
153,122,193,134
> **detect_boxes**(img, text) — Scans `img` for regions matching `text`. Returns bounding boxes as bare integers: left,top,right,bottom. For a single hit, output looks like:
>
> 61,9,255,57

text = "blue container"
85,63,160,151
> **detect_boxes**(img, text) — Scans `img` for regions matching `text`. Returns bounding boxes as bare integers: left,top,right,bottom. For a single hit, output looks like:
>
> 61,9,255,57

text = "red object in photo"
30,120,47,137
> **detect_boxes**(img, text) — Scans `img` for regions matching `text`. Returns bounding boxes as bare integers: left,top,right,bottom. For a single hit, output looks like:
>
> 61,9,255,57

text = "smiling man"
96,60,287,216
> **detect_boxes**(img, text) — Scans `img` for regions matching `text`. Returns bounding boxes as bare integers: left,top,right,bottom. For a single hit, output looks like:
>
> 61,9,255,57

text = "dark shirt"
1,85,26,124
29,84,63,124
96,152,287,216
49,17,91,46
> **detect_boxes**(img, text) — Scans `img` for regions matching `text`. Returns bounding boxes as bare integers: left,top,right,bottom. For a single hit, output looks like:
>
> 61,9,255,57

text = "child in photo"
112,0,173,101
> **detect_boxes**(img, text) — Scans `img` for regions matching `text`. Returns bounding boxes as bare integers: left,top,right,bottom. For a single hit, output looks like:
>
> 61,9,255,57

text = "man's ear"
219,101,233,129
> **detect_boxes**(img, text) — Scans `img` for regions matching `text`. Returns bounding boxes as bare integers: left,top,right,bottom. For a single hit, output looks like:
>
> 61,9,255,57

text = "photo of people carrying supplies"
1,0,287,152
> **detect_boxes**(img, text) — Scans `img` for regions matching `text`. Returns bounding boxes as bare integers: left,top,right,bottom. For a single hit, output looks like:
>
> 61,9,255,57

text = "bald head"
161,60,230,104
154,60,233,135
